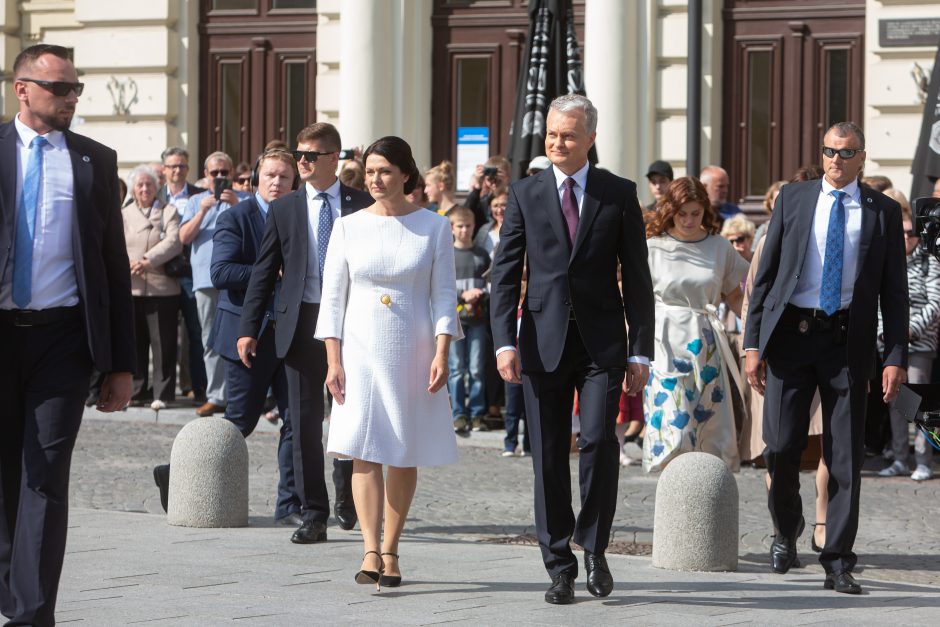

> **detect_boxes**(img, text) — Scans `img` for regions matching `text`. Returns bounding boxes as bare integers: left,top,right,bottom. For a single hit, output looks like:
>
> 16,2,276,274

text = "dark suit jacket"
0,120,135,373
208,195,274,361
239,183,373,358
743,179,909,376
490,166,655,372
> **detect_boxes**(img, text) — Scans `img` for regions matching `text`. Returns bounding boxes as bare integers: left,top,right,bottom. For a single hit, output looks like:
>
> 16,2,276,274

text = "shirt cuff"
744,348,759,352
495,345,516,357
628,356,650,366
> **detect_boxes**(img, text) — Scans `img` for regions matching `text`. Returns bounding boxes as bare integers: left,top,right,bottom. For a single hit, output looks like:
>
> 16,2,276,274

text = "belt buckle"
797,318,810,335
13,312,32,328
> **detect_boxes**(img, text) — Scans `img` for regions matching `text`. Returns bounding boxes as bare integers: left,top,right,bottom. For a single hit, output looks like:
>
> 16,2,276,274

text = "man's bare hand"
497,350,522,384
219,189,239,206
97,372,132,412
745,351,766,396
623,362,649,397
237,336,257,368
882,365,907,403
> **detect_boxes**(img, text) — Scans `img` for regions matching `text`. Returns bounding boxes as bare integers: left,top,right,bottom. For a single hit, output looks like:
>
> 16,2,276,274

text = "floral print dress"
642,234,749,472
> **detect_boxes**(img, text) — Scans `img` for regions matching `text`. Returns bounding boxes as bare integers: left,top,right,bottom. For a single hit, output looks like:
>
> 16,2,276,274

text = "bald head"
699,165,729,208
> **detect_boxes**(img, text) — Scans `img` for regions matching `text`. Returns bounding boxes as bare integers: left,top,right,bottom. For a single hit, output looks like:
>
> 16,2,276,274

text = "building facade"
0,0,936,206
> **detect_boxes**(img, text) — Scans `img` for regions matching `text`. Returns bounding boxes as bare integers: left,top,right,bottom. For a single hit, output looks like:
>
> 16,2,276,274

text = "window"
213,0,256,9
284,62,307,146
457,57,489,127
271,0,315,9
220,63,243,160
825,49,849,128
746,50,772,197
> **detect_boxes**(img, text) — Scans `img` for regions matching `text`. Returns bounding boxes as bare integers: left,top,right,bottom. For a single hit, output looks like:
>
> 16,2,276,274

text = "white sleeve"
314,218,350,340
430,217,464,341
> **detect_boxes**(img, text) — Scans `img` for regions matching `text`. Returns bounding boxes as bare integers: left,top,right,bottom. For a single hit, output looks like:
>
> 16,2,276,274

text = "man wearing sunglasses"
0,44,134,626
180,151,250,418
744,122,908,595
239,123,372,544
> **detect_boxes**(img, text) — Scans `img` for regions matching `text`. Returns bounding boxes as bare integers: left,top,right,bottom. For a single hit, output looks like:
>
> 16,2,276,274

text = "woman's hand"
428,354,448,394
326,363,346,405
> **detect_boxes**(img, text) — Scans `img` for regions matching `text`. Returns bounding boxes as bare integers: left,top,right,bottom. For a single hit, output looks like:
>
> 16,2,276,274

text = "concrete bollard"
652,451,738,571
167,417,249,528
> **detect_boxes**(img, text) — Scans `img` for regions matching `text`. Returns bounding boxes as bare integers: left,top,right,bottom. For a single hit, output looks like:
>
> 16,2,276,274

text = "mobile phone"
339,148,355,160
483,166,498,178
214,177,232,200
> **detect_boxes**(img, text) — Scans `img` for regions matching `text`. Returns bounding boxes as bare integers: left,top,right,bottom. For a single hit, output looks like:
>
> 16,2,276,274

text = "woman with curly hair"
642,177,749,472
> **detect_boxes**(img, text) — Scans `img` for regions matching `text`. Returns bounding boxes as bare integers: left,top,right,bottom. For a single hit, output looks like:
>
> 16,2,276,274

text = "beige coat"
122,201,182,297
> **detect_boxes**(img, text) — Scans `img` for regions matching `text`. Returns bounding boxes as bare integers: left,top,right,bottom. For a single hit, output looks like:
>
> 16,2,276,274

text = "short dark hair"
362,136,420,195
826,122,865,150
296,122,341,152
161,147,189,162
14,44,71,76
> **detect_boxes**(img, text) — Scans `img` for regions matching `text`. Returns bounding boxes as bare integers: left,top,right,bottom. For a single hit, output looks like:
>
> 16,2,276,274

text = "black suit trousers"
0,315,92,627
285,303,351,522
762,322,867,574
523,320,624,578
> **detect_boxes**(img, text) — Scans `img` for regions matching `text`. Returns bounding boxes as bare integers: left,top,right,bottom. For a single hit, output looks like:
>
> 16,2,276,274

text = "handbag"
157,205,191,279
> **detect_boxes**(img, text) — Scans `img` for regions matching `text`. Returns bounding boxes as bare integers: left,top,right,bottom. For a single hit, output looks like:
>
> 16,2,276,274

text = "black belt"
0,306,81,327
781,304,848,333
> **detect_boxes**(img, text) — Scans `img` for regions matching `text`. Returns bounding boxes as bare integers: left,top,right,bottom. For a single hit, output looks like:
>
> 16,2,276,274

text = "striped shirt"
879,249,940,354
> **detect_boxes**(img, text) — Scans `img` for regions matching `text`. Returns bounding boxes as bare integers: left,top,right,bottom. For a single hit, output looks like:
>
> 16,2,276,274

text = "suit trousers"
762,321,868,574
195,288,226,406
523,320,624,578
132,295,179,402
0,314,92,627
285,303,352,523
221,325,298,520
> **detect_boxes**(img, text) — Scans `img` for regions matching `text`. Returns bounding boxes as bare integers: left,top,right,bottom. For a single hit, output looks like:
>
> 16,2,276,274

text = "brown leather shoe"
196,402,224,417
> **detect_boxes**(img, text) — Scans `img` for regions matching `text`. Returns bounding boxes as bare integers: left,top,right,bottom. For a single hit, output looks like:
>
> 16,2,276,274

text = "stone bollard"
167,417,249,528
652,451,738,571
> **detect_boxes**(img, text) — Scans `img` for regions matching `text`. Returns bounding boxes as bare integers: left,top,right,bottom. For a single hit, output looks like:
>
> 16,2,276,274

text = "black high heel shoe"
811,523,825,553
355,550,384,591
379,552,401,588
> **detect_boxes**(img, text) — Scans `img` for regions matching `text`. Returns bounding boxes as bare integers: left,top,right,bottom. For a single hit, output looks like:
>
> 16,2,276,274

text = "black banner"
911,38,940,201
507,0,596,181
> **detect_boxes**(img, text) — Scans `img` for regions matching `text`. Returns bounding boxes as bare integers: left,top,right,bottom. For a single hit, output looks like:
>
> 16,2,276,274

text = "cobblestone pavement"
72,410,940,588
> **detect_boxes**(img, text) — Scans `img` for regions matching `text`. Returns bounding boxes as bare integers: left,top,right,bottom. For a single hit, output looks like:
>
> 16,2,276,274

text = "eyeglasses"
822,146,862,159
208,169,230,177
236,177,251,185
292,150,335,163
727,235,749,245
17,77,85,97
164,163,188,170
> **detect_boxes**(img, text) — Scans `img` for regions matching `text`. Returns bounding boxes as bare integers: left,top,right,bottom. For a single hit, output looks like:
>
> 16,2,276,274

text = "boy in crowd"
447,206,491,434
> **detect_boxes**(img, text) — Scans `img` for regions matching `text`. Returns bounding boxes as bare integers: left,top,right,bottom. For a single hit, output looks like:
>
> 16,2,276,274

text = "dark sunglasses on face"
822,146,862,159
18,77,84,97
236,177,251,184
208,169,230,177
292,150,335,163
728,235,749,245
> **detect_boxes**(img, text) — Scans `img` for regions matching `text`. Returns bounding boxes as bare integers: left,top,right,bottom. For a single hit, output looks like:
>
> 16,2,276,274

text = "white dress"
315,209,462,467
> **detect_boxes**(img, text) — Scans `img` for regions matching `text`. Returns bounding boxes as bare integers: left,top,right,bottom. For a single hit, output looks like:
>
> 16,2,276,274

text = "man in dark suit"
0,44,134,626
745,122,908,595
239,123,372,543
490,94,655,605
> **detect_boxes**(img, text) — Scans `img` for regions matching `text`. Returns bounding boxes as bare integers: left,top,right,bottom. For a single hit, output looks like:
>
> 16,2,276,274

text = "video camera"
891,384,940,452
913,196,940,259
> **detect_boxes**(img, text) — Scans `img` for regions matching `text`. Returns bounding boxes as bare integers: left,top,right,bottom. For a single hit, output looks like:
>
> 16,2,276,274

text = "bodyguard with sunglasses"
239,123,371,543
744,122,908,595
0,44,134,626
179,151,250,417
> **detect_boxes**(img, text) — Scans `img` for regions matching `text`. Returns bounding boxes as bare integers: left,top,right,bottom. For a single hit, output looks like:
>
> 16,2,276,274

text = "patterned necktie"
819,189,847,315
317,192,334,290
13,135,48,308
561,177,579,246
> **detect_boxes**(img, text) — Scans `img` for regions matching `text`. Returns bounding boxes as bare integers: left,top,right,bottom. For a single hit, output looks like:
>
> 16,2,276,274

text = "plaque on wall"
879,18,940,48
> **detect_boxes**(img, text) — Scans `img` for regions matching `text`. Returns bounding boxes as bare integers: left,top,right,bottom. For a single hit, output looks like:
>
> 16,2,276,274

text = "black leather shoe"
277,512,304,527
824,571,862,594
770,516,804,574
153,464,170,513
584,551,613,597
334,498,357,531
291,519,328,544
544,573,575,605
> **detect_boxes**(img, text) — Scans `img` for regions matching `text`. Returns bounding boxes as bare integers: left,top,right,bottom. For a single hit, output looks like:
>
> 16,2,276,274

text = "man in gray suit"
744,122,908,595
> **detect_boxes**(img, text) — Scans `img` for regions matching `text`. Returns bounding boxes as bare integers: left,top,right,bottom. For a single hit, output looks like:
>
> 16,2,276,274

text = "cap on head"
528,156,551,171
646,160,674,180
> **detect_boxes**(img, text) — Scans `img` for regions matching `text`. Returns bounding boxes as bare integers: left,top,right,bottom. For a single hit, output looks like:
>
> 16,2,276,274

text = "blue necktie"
13,135,48,308
317,192,334,290
819,190,846,316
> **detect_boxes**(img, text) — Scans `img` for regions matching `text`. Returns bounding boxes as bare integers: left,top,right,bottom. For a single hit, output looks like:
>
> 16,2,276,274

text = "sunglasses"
728,235,749,245
18,77,84,97
208,169,230,177
292,150,335,163
236,177,251,184
822,146,862,159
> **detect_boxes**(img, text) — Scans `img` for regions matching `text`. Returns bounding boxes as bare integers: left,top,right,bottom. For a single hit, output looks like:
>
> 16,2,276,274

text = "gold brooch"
381,294,391,307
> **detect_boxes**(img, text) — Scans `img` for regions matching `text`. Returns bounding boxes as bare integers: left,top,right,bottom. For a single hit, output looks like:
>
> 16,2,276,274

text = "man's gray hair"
204,151,234,170
161,146,189,162
126,165,160,203
549,94,598,134
826,122,865,150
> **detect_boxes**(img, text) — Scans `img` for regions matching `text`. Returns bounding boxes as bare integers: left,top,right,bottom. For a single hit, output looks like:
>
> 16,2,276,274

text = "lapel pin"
866,197,872,203
82,155,90,162
345,195,351,202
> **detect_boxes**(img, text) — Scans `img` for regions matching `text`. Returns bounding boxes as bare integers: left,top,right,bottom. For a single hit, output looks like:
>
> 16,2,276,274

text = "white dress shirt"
302,178,342,304
0,114,79,310
789,178,862,310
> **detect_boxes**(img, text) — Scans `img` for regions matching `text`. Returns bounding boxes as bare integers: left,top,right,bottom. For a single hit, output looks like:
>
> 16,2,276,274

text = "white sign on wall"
456,127,489,192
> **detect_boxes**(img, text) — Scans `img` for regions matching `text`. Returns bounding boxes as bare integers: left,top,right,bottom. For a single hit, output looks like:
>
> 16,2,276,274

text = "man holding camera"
180,151,249,417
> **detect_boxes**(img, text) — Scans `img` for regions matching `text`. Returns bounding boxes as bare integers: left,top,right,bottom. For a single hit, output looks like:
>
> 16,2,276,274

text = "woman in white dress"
315,136,461,590
642,177,749,472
